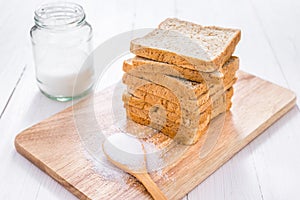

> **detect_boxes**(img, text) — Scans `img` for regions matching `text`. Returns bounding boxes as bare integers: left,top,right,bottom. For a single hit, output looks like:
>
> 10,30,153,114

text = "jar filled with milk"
30,2,94,101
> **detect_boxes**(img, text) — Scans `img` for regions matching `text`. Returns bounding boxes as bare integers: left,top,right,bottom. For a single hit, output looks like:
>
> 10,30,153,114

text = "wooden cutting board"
15,71,296,200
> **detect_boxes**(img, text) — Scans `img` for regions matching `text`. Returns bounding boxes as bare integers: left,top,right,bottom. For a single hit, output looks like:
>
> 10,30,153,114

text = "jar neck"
34,2,86,30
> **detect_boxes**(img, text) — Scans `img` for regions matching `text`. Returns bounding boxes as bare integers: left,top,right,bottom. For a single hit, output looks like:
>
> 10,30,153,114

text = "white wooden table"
1,0,299,199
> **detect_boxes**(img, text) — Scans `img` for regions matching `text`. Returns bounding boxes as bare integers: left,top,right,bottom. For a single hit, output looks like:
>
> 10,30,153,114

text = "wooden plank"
0,0,77,198
242,1,300,199
249,0,300,105
249,106,300,200
14,71,296,200
0,19,27,116
176,0,287,86
0,65,74,200
0,1,77,198
174,0,289,199
0,0,136,199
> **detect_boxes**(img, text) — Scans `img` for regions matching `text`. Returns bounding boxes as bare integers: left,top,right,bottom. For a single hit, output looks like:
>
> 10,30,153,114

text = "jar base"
39,86,93,102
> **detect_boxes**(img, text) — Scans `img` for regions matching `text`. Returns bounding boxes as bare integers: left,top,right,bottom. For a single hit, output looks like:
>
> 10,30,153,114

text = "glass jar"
30,2,94,101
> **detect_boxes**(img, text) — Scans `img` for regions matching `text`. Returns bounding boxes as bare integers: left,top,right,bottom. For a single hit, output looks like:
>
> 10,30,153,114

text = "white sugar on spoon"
103,133,167,200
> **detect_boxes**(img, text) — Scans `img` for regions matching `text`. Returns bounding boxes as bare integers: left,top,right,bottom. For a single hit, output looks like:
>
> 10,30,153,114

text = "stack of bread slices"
122,18,241,145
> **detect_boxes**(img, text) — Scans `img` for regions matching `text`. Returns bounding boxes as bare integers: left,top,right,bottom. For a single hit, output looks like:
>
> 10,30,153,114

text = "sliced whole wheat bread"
130,18,241,72
123,73,208,100
126,108,210,145
123,87,233,126
123,56,239,84
125,90,233,145
125,103,211,129
125,73,237,106
127,84,210,111
123,91,211,116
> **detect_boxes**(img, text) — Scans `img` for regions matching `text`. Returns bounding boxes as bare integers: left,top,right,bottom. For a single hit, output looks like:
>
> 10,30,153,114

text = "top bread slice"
130,18,241,72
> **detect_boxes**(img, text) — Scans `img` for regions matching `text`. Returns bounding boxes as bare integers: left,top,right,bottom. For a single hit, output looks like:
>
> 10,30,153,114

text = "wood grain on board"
14,70,296,200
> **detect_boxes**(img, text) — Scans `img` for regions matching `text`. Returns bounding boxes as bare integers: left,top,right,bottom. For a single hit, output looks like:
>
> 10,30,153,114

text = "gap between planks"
0,65,27,120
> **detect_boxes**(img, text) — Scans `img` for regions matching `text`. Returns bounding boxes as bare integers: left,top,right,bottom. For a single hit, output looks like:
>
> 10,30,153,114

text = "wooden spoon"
103,133,167,200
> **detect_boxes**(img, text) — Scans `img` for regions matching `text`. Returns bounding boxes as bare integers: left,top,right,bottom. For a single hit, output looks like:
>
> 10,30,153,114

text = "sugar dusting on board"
141,138,176,181
82,147,151,193
80,115,177,186
81,127,181,189
82,145,130,185
79,128,133,188
79,107,175,188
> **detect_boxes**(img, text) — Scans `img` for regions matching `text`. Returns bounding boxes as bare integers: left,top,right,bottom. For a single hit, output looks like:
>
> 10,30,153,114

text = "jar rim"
34,2,86,30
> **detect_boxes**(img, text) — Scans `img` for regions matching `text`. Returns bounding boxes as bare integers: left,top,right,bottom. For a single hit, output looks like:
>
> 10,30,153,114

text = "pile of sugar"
82,126,180,186
103,133,146,172
103,133,176,182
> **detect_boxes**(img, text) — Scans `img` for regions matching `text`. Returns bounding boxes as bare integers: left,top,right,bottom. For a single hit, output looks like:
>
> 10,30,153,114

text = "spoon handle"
134,173,167,200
